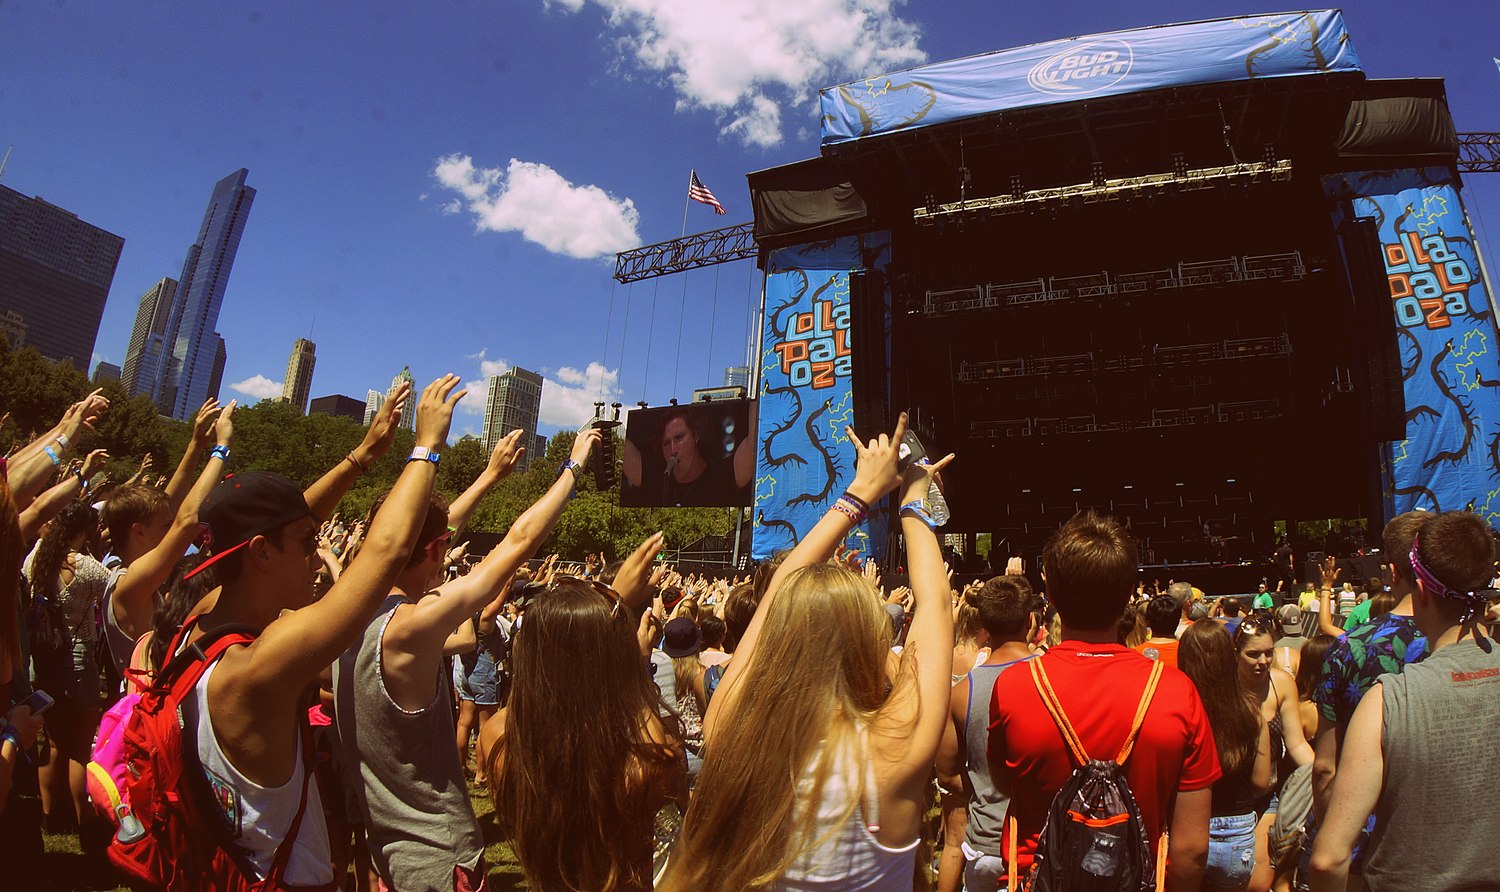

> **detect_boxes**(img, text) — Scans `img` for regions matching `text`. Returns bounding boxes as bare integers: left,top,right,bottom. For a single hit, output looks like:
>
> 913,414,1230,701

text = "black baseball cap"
184,472,312,580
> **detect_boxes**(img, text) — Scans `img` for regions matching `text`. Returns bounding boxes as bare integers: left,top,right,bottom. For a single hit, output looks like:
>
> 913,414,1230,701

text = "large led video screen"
620,400,755,507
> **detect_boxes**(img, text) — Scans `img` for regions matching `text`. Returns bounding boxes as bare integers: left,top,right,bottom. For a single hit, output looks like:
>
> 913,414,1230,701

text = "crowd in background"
2,383,1498,892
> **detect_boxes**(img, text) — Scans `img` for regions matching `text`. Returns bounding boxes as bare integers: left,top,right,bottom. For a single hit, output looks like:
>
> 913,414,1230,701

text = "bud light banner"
820,10,1361,146
753,233,891,560
1325,167,1500,521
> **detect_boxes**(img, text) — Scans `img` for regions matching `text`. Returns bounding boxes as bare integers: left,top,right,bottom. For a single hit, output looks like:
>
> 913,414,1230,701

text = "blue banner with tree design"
752,234,891,560
1326,167,1500,521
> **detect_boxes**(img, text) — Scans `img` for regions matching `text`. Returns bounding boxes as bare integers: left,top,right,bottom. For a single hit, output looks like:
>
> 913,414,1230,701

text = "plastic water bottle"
917,458,950,527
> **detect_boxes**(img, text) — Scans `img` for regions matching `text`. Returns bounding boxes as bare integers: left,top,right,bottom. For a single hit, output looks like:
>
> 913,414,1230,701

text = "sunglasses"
552,575,626,619
426,527,456,552
1234,616,1276,642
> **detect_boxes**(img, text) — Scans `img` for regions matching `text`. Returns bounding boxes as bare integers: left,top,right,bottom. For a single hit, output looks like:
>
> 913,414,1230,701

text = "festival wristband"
900,502,938,529
42,445,60,466
54,433,69,449
839,489,870,513
558,459,582,481
0,725,26,764
407,447,440,466
210,445,231,462
831,501,863,524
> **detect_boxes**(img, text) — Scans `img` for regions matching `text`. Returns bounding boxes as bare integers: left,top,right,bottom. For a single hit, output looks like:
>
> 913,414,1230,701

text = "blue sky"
4,0,1498,439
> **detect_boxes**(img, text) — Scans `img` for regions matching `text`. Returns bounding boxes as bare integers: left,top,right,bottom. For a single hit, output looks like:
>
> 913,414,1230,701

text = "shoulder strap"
1115,660,1165,765
1029,658,1090,765
155,616,260,690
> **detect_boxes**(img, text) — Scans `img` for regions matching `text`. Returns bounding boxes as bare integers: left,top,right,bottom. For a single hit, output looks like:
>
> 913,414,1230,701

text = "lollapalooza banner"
752,234,891,561
820,10,1360,146
1325,167,1500,521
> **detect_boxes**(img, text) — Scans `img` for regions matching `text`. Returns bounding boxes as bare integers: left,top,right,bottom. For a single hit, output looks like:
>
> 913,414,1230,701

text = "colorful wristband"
210,445,231,462
54,433,69,449
42,445,60,466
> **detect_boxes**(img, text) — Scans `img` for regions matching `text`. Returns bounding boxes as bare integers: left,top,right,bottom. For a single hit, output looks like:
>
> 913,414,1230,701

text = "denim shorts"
1204,811,1257,888
453,651,499,705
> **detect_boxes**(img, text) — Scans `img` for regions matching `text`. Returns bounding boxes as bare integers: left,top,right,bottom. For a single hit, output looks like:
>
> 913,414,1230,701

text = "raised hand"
62,388,110,436
362,380,411,462
901,449,954,507
191,398,223,448
413,375,464,451
138,453,153,475
488,429,526,478
570,428,601,467
843,411,910,505
80,448,109,479
862,558,882,591
213,401,236,448
614,531,667,610
1005,556,1024,576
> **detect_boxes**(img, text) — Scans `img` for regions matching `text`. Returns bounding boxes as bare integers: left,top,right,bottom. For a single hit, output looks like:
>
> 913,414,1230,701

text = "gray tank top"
333,594,484,889
964,657,1032,853
1365,639,1500,891
102,567,148,675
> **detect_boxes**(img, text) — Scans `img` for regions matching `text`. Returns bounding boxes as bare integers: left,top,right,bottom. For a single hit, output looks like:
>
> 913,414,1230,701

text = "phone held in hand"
895,428,950,527
17,689,55,716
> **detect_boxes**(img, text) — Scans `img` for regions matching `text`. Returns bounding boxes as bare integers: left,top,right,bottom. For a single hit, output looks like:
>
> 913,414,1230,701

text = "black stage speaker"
849,270,889,437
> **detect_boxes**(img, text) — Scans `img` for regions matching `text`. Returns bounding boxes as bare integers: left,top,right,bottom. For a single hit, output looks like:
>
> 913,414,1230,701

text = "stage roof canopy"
819,10,1363,147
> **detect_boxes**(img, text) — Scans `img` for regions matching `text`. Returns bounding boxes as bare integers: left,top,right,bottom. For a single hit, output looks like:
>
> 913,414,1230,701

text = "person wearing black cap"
334,425,600,890
178,375,464,886
661,616,706,779
1311,510,1500,892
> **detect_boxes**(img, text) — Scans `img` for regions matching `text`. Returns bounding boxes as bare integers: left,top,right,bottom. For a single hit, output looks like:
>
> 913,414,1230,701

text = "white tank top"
771,729,918,891
188,655,333,885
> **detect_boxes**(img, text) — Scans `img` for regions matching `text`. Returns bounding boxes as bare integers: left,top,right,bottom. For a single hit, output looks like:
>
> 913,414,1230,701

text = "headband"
1409,534,1489,621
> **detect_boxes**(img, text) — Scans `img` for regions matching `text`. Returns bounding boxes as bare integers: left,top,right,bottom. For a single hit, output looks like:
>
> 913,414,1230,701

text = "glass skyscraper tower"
157,169,255,420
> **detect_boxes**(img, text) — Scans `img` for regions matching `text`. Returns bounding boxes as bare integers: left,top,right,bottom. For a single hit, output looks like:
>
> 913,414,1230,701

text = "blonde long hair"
660,562,895,891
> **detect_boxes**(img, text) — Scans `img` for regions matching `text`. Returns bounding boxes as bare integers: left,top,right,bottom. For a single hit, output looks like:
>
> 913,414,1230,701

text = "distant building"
157,169,255,420
533,432,548,462
279,338,316,413
390,366,416,432
482,367,543,470
309,394,365,423
206,336,227,403
0,182,125,372
724,365,751,390
363,389,385,426
694,385,747,402
0,310,25,350
92,360,121,384
121,277,177,400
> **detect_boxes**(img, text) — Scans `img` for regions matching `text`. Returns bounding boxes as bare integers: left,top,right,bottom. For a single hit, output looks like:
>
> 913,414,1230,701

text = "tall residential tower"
157,169,255,420
279,338,316,413
482,367,544,469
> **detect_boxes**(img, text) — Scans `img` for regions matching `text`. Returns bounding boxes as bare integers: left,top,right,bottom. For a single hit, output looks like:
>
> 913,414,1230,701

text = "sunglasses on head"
426,527,456,551
552,575,626,619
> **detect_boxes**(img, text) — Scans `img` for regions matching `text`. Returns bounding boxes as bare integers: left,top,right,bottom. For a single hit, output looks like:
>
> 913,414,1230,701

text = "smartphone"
897,429,928,472
16,689,54,716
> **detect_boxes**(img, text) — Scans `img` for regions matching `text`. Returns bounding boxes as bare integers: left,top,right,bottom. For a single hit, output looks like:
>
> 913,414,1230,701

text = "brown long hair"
31,501,98,602
487,580,682,892
0,472,23,682
1295,634,1338,703
1179,621,1262,779
659,561,897,891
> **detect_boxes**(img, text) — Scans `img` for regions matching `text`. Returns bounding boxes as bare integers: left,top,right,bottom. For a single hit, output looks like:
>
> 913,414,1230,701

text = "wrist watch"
407,446,440,466
558,459,582,480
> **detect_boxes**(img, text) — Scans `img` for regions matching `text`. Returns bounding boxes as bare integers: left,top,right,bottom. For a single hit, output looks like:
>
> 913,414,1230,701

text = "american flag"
688,170,727,215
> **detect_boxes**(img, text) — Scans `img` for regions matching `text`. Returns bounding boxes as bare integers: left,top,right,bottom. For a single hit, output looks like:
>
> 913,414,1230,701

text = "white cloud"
458,351,514,416
432,154,640,259
229,374,283,401
552,0,926,148
542,362,621,428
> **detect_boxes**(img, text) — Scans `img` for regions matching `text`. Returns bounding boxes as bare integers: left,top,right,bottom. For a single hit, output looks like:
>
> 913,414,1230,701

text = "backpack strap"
1114,660,1165,765
263,717,317,885
1029,658,1091,765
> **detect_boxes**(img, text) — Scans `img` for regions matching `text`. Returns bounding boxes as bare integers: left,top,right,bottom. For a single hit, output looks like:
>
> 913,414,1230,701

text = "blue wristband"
210,445,231,462
42,445,60,466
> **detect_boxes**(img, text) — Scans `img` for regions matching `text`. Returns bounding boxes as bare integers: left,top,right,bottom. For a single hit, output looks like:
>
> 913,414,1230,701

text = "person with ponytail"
23,500,107,828
660,414,954,892
1180,621,1272,892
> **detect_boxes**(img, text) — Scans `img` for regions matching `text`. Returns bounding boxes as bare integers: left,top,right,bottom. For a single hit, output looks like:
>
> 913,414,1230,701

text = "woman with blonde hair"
661,414,954,891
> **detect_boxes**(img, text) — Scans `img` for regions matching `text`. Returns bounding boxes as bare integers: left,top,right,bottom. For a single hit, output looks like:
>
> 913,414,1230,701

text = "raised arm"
18,449,107,539
9,390,108,506
1309,684,1386,892
239,375,462,692
162,400,219,512
111,404,234,641
385,429,598,660
705,413,908,738
446,428,524,533
301,381,409,521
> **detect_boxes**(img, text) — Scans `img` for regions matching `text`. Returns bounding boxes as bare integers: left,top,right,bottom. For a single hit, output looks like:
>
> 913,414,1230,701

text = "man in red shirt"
988,509,1218,890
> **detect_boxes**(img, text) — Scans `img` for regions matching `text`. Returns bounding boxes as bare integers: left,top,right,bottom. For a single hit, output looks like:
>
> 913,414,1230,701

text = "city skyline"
4,2,1497,440
483,367,544,470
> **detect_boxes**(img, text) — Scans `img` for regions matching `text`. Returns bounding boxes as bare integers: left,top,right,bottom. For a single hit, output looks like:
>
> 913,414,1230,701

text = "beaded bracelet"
839,490,870,513
831,501,863,524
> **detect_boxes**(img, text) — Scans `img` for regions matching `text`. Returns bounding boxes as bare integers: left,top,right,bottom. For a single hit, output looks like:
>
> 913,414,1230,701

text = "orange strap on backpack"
1028,657,1163,766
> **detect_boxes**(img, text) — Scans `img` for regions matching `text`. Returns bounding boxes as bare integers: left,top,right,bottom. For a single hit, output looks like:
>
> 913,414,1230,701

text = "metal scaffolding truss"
1458,133,1500,174
613,222,756,283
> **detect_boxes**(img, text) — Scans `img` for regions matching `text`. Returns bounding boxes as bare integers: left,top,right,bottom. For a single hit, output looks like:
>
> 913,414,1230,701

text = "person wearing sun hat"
661,616,706,782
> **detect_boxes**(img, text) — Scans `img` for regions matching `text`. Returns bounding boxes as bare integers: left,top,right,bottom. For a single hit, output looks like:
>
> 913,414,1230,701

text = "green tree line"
0,339,730,558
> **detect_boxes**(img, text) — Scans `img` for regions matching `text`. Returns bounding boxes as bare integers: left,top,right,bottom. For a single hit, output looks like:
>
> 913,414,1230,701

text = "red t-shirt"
1132,639,1179,669
987,642,1220,872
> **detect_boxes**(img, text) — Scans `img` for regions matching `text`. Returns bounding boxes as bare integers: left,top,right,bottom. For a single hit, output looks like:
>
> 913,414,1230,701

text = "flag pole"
681,169,693,238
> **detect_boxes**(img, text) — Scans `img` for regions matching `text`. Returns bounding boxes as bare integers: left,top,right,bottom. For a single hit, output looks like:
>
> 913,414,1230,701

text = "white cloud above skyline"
432,154,641,259
229,374,283,401
548,0,926,147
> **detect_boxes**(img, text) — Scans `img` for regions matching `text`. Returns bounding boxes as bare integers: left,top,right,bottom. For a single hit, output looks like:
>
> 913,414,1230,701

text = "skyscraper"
92,361,121,384
310,394,366,423
121,277,177,400
279,338,316,413
390,367,416,432
157,169,255,420
724,366,751,390
482,367,543,469
0,182,125,371
363,389,385,426
207,336,227,403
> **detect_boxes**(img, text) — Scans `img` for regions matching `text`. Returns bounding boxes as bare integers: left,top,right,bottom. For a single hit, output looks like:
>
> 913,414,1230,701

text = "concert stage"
744,11,1499,564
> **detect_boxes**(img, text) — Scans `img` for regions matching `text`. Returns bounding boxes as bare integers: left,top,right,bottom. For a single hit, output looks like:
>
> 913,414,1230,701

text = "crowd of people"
2,382,1498,892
